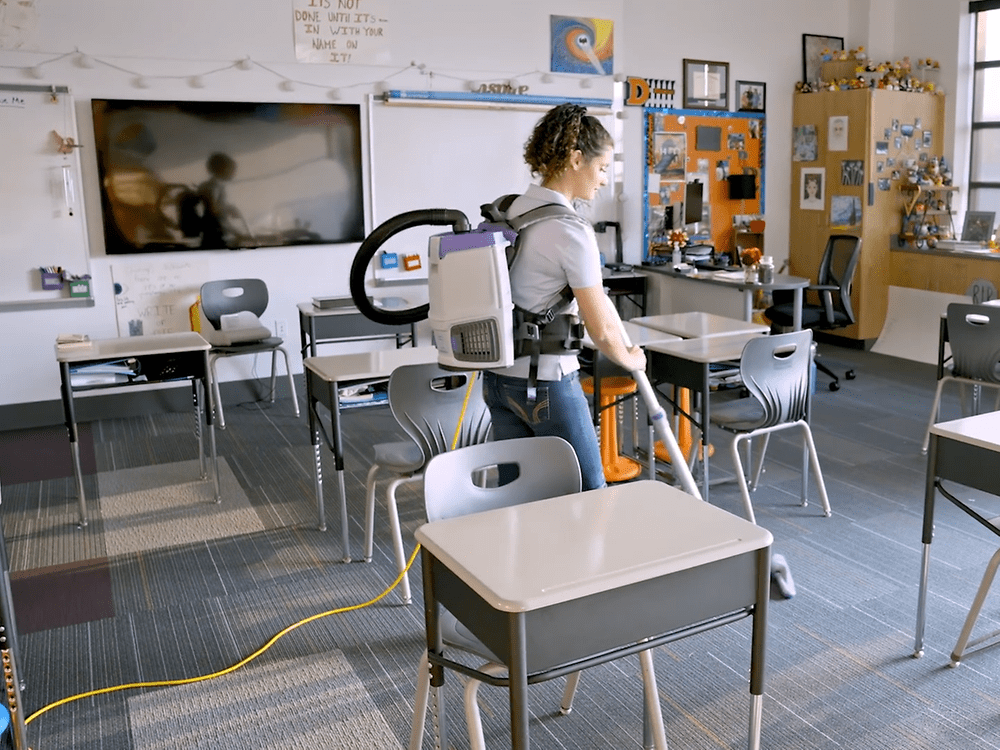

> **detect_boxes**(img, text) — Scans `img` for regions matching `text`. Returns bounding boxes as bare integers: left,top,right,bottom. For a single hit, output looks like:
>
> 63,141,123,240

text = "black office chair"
765,234,862,391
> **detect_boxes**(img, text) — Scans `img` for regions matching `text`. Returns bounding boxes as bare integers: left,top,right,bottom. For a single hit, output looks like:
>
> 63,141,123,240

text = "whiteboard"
368,96,618,289
0,84,90,310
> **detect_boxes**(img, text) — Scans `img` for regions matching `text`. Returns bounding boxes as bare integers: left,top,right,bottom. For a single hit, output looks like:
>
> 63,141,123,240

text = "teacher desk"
416,479,773,750
56,332,219,527
642,266,808,330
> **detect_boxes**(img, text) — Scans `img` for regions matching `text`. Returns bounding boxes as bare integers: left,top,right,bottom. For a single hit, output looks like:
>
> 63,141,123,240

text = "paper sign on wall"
292,1,392,65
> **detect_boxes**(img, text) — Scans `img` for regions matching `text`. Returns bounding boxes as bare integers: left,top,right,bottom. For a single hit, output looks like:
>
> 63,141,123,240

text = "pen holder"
41,271,64,290
68,279,91,298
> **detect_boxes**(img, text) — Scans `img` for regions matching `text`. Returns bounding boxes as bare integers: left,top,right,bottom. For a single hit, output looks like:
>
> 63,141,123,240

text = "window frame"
969,2,1000,209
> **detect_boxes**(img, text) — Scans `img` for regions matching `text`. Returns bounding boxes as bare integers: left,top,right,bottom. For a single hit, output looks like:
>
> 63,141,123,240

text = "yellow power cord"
26,370,480,727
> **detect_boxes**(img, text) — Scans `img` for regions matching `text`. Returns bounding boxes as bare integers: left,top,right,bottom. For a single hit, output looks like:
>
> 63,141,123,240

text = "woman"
482,103,645,490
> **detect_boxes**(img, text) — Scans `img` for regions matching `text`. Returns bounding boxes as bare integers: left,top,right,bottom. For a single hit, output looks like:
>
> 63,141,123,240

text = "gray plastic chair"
921,303,1000,453
362,362,491,604
199,278,298,429
709,330,831,523
409,436,668,750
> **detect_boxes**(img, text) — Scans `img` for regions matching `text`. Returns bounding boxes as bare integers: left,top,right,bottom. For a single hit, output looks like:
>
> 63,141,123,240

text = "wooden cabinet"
789,89,945,341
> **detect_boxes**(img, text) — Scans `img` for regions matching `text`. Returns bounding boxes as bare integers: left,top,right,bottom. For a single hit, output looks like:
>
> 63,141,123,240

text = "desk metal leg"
508,611,530,749
914,436,938,658
792,288,803,332
60,362,88,527
193,381,206,480
423,553,450,749
306,379,329,534
329,382,351,562
699,364,711,502
748,545,769,750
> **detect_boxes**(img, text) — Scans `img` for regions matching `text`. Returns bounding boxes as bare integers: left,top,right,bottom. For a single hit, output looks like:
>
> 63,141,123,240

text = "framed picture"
736,80,766,112
962,211,996,242
802,34,844,84
683,59,729,110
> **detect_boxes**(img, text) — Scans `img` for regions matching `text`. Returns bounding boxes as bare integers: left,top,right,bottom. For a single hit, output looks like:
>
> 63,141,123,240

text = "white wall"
0,0,970,408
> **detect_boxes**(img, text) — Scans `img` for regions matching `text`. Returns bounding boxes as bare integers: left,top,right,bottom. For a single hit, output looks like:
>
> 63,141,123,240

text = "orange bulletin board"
643,107,765,262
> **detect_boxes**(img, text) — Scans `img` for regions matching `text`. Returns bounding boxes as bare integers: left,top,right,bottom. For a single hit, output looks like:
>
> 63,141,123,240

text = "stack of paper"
56,333,92,350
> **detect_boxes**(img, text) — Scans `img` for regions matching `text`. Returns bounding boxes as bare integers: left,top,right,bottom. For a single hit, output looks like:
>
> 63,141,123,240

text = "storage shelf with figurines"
898,158,957,249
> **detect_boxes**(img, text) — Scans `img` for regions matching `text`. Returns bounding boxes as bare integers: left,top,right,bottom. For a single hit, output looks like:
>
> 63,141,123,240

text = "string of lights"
0,48,611,99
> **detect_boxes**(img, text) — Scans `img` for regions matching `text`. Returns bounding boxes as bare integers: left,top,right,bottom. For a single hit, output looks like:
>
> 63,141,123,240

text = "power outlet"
274,320,287,338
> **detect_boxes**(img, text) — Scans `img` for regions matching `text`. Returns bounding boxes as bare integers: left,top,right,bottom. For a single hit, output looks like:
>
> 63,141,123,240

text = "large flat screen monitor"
91,99,366,254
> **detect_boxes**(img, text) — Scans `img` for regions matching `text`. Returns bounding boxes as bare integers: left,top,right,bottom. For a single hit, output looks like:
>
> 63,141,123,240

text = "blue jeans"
482,370,606,491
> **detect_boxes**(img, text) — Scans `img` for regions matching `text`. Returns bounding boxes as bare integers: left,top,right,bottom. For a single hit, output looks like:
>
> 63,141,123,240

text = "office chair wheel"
828,381,840,392
846,369,856,380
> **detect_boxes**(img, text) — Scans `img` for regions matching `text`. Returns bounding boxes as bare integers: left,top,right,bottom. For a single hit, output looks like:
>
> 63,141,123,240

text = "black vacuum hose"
348,208,470,325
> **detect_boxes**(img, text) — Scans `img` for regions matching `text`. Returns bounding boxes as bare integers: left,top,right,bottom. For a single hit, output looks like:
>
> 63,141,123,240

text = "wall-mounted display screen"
91,99,365,254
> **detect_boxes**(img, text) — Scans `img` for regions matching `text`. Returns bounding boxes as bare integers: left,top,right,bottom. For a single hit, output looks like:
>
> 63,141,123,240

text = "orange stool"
582,375,642,483
654,387,714,463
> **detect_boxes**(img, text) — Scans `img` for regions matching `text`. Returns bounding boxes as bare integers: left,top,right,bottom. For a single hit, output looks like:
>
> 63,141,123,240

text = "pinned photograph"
652,132,686,180
841,159,864,186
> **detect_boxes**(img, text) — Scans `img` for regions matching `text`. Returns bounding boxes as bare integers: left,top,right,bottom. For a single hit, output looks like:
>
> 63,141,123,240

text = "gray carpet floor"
4,342,1000,748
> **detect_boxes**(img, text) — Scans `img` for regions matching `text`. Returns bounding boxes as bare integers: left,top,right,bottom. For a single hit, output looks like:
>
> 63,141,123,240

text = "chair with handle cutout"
709,329,832,524
198,278,299,429
363,362,491,604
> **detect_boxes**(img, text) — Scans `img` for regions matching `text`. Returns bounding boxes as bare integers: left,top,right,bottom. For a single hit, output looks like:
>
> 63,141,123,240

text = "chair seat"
373,440,424,473
209,335,284,353
710,398,766,433
766,303,849,330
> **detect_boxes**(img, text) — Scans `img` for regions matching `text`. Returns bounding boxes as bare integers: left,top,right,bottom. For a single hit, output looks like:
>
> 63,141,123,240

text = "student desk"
303,346,438,559
297,300,415,358
416,479,773,750
914,411,1000,662
639,314,768,501
56,332,218,527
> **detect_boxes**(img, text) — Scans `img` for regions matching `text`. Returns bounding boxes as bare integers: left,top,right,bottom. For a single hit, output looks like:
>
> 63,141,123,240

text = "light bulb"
189,75,205,89
279,79,295,92
133,76,149,89
540,73,554,84
326,88,341,100
580,78,594,89
237,57,253,71
26,66,43,80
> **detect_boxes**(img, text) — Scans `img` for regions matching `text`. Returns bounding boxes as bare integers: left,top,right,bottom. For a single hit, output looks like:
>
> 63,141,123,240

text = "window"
970,2,1000,230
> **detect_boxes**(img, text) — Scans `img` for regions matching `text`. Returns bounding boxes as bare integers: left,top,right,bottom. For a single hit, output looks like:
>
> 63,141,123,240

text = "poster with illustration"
831,195,862,228
828,115,848,151
550,16,614,75
793,125,818,161
800,167,825,210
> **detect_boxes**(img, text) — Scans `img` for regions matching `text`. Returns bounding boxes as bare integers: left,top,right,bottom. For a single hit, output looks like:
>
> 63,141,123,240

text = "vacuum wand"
617,318,703,500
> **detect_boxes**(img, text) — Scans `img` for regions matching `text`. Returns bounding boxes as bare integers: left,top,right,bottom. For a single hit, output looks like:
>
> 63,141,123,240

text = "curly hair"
523,103,612,181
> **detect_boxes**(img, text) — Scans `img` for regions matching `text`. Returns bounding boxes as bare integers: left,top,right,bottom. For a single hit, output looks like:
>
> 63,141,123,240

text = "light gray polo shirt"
491,184,603,381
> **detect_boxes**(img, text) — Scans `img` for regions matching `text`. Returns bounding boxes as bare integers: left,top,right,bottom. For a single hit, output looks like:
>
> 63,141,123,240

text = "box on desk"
41,271,64,290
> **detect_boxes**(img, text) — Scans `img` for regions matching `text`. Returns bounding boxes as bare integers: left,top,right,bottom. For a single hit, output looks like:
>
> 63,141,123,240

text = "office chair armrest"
809,286,837,325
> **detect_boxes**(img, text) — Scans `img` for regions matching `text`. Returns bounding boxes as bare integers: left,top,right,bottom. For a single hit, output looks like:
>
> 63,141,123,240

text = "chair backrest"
740,329,814,429
815,234,862,326
199,278,270,328
423,436,582,523
387,362,492,465
946,303,1000,383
